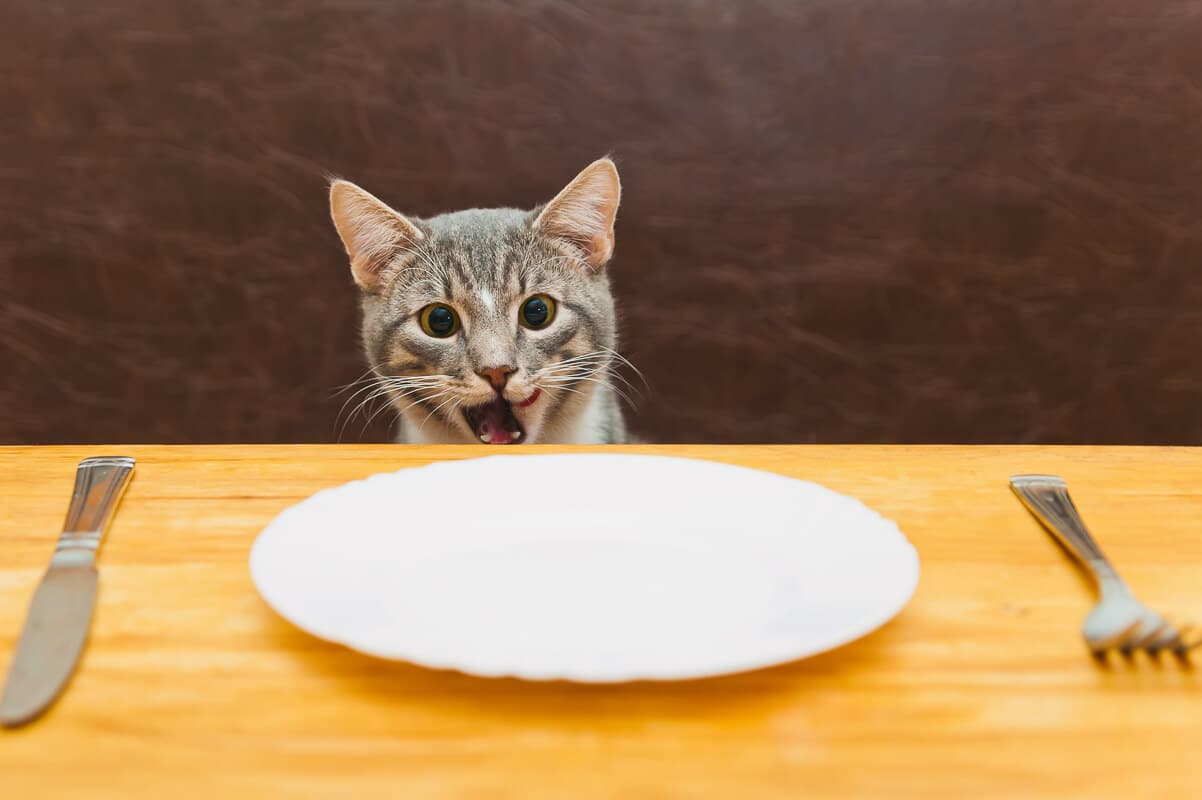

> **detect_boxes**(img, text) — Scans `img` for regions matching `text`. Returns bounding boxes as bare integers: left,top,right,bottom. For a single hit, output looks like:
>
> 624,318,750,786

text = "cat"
329,158,632,445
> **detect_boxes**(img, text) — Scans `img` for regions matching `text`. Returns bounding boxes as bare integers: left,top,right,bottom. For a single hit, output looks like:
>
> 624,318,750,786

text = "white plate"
250,454,919,683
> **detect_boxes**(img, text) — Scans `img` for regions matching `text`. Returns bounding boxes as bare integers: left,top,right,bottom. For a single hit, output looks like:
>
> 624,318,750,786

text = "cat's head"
329,159,622,444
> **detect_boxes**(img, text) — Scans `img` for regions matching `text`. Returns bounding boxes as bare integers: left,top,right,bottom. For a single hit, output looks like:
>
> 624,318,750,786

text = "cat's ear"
329,180,424,294
534,158,621,270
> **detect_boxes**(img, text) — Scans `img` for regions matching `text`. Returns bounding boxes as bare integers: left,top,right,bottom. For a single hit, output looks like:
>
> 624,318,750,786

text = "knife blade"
1,456,135,728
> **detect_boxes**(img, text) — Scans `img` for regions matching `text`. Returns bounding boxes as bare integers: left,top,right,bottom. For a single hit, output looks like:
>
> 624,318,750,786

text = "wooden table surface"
2,444,1202,798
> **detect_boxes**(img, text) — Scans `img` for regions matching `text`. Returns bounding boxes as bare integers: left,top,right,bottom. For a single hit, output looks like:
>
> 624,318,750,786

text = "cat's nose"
478,366,515,390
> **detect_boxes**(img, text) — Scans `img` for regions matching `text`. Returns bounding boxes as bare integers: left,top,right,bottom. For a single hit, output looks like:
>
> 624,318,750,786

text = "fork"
1009,474,1194,658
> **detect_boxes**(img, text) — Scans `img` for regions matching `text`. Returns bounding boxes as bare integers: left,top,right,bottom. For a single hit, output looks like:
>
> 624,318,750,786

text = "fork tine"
1144,623,1182,657
1172,624,1201,659
1147,614,1187,653
1145,631,1180,656
1119,620,1166,658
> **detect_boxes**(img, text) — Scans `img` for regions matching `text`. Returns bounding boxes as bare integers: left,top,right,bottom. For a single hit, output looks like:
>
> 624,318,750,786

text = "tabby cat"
329,158,630,444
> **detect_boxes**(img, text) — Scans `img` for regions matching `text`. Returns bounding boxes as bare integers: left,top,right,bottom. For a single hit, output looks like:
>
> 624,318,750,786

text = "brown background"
3,0,1202,445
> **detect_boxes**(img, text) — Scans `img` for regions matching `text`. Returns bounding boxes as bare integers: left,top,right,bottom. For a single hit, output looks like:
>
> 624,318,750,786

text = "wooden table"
2,445,1201,798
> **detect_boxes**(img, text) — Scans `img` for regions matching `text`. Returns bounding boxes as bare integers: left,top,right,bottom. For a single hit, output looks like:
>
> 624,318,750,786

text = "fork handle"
1009,474,1123,588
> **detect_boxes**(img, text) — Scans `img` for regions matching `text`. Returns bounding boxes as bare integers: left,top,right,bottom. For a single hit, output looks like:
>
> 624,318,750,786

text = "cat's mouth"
463,395,526,444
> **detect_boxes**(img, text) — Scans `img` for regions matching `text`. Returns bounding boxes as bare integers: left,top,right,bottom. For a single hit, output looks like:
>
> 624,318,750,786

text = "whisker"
331,357,424,397
329,367,379,398
334,369,454,439
445,397,468,436
539,368,601,379
537,382,587,398
338,379,448,442
334,378,386,421
393,388,454,418
355,390,404,440
417,392,463,434
567,374,637,408
595,364,644,400
553,351,610,365
539,369,638,409
362,386,454,440
336,378,397,441
599,346,649,390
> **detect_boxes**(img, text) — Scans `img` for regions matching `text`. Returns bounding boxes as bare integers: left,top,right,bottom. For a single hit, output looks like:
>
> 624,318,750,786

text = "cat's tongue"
471,397,523,444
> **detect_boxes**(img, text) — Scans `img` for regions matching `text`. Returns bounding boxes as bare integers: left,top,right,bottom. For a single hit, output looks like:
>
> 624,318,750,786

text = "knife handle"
54,457,136,566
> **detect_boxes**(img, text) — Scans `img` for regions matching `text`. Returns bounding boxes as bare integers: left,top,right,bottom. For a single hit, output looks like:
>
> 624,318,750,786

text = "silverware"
1010,474,1195,658
1,456,135,727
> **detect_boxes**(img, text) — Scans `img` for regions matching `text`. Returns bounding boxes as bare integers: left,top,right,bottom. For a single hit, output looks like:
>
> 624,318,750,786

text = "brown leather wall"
4,0,1202,445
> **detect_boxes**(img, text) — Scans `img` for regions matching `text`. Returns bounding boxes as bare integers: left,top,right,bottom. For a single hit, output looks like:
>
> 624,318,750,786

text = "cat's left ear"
534,158,621,270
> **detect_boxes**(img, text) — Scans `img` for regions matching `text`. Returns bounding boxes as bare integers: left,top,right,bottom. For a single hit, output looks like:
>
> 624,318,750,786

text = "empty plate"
250,454,919,682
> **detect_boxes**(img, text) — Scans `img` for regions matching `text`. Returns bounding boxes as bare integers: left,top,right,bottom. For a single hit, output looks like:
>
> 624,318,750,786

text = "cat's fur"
329,159,630,444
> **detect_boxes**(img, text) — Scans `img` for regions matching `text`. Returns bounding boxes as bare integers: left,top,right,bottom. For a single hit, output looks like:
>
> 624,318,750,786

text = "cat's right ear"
329,180,424,294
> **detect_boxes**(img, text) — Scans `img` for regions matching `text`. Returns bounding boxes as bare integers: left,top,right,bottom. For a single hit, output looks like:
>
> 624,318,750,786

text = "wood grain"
2,445,1202,798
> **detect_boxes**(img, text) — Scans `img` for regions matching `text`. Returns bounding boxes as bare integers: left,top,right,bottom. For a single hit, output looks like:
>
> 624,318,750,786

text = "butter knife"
1,456,135,727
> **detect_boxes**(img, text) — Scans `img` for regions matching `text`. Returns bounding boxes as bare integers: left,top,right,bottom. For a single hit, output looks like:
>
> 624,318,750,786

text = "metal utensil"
1,456,135,727
1010,474,1194,658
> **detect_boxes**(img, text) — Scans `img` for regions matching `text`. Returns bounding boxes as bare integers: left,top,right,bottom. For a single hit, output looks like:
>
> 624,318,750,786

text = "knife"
1,456,135,727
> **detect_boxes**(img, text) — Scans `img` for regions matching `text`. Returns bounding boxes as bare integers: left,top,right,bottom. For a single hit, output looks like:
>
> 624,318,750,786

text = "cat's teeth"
510,430,521,440
479,433,491,443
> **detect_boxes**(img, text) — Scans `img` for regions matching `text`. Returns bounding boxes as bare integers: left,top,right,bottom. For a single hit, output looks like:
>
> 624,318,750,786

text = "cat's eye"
519,295,556,330
419,304,460,338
